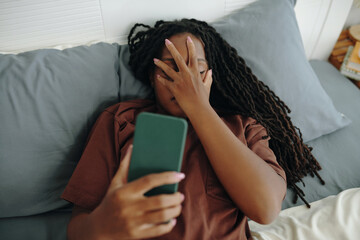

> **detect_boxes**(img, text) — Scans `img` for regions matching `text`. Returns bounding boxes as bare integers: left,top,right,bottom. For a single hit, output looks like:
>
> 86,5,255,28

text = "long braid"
128,19,325,208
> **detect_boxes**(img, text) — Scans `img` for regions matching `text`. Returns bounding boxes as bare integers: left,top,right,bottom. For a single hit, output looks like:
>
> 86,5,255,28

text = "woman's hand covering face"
153,35,213,116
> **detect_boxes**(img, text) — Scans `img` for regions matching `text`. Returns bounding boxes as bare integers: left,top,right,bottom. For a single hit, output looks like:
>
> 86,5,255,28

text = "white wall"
344,2,360,29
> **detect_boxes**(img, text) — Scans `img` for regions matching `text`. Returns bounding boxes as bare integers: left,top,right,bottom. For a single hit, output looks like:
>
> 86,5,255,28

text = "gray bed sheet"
0,60,359,240
0,209,71,240
283,60,360,209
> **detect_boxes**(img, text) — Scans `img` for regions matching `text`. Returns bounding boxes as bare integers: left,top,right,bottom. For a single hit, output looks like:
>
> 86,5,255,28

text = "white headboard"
0,0,353,60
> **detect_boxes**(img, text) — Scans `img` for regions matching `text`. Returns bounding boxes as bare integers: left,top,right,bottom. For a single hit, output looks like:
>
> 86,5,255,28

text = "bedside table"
329,27,360,89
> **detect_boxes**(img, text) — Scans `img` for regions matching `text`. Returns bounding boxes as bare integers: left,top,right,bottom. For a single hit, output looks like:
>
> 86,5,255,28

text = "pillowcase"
0,43,120,217
118,45,154,101
211,0,350,142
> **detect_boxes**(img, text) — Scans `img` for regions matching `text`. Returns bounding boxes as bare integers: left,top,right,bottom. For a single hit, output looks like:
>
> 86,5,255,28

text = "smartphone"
127,112,188,196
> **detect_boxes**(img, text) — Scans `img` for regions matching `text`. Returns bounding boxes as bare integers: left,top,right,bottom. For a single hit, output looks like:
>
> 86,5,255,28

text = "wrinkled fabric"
62,99,286,240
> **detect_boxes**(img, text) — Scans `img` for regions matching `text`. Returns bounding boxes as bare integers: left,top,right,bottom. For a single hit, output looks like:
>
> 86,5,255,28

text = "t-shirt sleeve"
244,118,287,183
61,110,119,210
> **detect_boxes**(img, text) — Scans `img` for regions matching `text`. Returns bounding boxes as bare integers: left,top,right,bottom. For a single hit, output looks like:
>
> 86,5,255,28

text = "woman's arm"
154,37,286,224
186,104,286,225
66,147,185,240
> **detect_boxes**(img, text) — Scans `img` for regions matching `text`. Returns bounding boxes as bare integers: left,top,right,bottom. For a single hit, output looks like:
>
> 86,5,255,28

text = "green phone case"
128,112,188,196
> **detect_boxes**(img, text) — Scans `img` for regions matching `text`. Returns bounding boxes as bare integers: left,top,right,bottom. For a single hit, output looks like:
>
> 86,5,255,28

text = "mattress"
0,209,71,240
0,59,359,240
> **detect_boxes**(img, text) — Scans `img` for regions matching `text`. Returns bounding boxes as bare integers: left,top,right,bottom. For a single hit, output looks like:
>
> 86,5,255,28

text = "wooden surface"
349,24,360,42
329,27,360,89
329,29,355,69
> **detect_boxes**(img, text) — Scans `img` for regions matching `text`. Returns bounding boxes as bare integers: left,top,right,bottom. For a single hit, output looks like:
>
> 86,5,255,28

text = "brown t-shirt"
61,99,286,240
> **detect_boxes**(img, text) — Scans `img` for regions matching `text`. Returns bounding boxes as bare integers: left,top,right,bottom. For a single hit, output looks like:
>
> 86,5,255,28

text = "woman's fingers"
203,69,213,99
154,37,201,84
186,36,199,71
164,39,188,72
137,192,184,212
127,171,185,197
204,69,213,87
156,74,175,94
135,218,177,239
108,145,133,192
156,75,175,94
138,205,182,225
153,58,178,82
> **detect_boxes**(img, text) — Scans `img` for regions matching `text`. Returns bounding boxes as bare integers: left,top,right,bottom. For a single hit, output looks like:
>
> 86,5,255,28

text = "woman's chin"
170,109,186,118
169,104,187,118
156,102,187,118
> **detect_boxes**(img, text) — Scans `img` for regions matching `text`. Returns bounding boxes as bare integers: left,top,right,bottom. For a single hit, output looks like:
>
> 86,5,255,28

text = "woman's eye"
200,71,205,74
161,71,174,81
161,70,169,78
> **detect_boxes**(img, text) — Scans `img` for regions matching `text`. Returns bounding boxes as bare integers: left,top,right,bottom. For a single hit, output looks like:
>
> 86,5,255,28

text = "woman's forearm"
186,104,286,224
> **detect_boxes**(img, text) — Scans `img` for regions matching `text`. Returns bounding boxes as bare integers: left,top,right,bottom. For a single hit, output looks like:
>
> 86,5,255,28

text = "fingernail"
209,69,212,76
187,36,193,43
153,58,159,63
156,74,161,79
175,172,185,179
172,219,177,225
180,193,185,200
126,144,133,153
165,39,172,45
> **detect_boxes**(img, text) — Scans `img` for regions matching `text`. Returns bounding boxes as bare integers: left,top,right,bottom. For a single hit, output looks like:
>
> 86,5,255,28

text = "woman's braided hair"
128,19,325,207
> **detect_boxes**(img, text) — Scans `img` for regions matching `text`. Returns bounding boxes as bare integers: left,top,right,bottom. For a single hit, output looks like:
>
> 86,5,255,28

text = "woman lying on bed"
61,19,324,240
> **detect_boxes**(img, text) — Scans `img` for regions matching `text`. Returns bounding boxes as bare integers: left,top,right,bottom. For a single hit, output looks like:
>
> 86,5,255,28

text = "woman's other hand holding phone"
67,145,185,240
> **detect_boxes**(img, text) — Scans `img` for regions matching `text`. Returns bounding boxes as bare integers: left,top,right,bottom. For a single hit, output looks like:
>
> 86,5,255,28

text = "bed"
0,0,359,239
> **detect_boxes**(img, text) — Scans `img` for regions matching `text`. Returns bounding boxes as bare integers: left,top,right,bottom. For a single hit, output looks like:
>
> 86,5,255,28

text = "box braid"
128,19,325,208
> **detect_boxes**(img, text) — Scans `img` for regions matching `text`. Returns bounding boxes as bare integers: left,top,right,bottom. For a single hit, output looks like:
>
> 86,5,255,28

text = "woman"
62,19,324,240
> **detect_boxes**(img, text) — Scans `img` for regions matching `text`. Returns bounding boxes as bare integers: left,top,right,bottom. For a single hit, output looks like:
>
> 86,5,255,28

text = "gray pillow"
211,0,351,142
118,45,153,101
0,43,120,217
